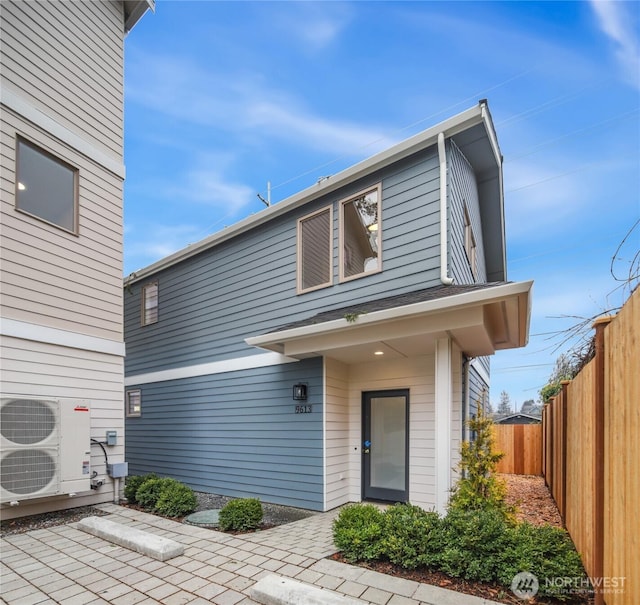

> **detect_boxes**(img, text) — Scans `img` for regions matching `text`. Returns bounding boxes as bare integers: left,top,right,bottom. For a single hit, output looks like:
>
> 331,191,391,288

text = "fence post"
560,380,570,519
592,317,612,605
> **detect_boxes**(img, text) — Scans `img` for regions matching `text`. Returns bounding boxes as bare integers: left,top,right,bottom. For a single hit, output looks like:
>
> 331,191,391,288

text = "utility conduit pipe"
438,132,454,285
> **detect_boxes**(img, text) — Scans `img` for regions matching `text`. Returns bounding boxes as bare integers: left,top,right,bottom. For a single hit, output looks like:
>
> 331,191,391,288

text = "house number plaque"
294,405,312,414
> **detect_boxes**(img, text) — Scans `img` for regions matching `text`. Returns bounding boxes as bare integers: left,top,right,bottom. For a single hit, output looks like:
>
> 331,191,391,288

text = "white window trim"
338,183,382,284
297,205,334,294
126,389,142,418
141,281,159,326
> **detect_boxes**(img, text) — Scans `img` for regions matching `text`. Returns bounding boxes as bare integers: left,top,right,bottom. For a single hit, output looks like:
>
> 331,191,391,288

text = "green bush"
498,522,587,600
439,507,514,582
332,504,385,563
380,503,444,569
154,481,198,517
136,477,179,510
218,498,263,531
124,473,157,504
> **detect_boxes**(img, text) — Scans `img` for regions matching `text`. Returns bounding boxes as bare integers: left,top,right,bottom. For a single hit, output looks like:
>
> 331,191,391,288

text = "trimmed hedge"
218,498,263,531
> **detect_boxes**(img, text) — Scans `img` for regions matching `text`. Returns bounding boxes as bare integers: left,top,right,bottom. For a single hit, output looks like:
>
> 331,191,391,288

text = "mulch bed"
333,474,593,605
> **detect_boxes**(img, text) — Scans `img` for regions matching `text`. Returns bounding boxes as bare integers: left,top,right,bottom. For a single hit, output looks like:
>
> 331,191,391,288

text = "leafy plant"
218,498,263,531
380,503,444,569
136,477,179,510
332,503,385,562
154,481,198,517
344,311,365,323
439,507,514,582
124,473,157,504
448,403,509,514
498,522,587,600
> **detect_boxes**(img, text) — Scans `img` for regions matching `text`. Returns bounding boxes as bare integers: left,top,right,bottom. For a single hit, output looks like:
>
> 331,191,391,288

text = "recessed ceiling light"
374,350,384,356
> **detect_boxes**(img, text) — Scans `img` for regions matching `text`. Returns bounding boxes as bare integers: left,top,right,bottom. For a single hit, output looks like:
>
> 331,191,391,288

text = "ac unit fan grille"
1,399,56,444
1,449,56,494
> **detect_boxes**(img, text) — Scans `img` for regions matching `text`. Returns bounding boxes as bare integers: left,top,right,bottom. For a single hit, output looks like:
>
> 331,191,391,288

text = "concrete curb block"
76,515,184,561
251,574,367,605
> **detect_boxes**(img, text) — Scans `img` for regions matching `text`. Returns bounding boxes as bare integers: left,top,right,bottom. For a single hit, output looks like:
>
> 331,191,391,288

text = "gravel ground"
0,492,316,537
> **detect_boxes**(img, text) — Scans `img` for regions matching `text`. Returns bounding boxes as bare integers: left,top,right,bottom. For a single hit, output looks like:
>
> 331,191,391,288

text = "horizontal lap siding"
125,358,325,510
0,336,125,519
0,0,124,158
448,140,487,285
125,150,443,375
0,112,124,340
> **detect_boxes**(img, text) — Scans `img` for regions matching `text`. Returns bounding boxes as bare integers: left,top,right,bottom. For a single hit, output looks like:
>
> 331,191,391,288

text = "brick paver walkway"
1,503,500,605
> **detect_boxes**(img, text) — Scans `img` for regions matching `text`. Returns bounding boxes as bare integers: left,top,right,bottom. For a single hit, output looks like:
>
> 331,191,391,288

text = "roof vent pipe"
438,132,454,285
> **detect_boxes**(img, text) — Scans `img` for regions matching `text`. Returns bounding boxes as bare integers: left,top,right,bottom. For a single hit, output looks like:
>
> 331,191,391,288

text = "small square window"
15,137,78,233
298,206,333,293
141,282,158,326
339,185,381,282
126,390,141,417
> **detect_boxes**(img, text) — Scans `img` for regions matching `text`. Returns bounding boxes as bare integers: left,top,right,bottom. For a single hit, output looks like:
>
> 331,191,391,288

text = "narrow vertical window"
15,137,78,233
339,185,381,282
141,282,158,325
298,207,332,293
464,207,477,279
126,390,141,417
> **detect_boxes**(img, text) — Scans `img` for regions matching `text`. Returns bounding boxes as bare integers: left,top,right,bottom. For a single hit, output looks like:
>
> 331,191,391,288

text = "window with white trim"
141,282,158,325
15,136,79,233
126,390,141,417
339,185,381,281
464,206,477,278
298,206,333,293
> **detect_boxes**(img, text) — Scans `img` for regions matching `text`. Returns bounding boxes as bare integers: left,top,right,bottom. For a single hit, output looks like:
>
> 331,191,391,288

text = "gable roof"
127,100,504,284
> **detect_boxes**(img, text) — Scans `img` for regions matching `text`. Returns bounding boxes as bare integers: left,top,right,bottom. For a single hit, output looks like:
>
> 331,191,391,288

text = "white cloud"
589,0,640,89
126,50,394,156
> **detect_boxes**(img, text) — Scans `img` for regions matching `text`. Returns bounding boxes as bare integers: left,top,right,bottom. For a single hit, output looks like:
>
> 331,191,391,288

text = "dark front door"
362,389,409,503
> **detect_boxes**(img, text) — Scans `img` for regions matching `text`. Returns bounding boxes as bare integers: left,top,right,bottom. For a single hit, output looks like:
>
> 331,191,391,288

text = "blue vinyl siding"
124,149,443,376
125,357,324,510
448,140,487,285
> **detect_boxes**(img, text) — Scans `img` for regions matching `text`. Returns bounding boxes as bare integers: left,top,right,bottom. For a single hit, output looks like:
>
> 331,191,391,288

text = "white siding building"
0,0,152,519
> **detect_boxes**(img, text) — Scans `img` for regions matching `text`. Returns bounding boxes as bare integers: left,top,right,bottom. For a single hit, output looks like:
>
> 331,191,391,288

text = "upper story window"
141,282,158,325
339,185,381,282
298,206,333,293
15,137,79,234
464,206,477,279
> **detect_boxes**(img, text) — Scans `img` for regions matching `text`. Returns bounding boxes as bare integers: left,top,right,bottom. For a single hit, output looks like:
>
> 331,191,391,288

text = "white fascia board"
1,317,125,357
127,103,486,283
246,280,533,349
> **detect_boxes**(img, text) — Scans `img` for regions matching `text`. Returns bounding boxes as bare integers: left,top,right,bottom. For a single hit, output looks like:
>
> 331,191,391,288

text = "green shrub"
498,522,587,600
124,473,157,504
136,477,179,510
154,481,198,517
218,498,263,531
439,507,514,582
332,504,385,563
380,503,444,569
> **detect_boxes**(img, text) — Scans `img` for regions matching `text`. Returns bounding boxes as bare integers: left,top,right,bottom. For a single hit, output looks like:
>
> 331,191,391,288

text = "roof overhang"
123,0,154,33
246,281,533,364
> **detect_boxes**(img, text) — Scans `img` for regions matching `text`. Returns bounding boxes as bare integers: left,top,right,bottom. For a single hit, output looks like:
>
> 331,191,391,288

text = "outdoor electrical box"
106,430,117,446
107,462,128,478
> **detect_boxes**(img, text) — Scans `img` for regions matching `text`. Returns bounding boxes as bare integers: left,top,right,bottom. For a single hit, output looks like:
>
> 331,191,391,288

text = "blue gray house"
123,101,532,514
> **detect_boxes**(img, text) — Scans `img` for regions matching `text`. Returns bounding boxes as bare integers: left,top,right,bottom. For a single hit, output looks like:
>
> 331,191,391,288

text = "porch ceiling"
246,281,533,364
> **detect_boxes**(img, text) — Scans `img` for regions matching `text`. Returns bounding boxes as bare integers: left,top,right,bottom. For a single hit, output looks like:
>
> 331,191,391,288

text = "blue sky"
123,1,639,410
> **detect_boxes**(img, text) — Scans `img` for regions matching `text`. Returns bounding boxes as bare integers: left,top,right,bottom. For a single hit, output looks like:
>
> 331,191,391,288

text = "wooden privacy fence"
542,287,639,605
493,424,541,475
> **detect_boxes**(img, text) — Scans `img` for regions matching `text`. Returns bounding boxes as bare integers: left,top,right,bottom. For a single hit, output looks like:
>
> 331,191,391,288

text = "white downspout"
438,132,454,285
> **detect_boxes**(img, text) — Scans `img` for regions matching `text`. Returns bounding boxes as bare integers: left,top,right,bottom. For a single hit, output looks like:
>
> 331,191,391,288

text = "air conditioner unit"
1,398,91,503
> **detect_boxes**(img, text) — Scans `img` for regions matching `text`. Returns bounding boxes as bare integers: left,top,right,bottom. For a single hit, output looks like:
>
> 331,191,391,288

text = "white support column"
435,337,452,514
